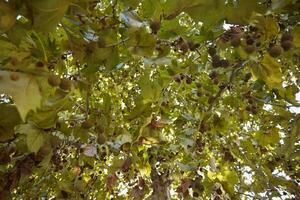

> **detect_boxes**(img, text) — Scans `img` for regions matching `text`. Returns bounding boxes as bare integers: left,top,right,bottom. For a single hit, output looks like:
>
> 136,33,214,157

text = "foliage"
0,0,300,199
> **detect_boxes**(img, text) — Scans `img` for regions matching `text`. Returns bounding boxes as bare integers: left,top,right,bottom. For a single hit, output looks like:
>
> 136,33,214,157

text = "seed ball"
150,20,160,34
246,106,251,112
220,59,229,68
246,38,255,45
48,74,61,87
188,41,200,51
212,55,221,68
281,33,293,42
61,54,67,60
173,74,181,83
231,36,241,47
244,73,252,82
179,42,189,53
251,106,258,114
218,83,226,90
10,73,19,81
256,42,261,47
281,40,293,51
208,96,214,104
247,98,254,104
186,77,192,84
244,45,256,54
59,78,72,91
36,61,44,68
81,119,94,129
269,46,282,57
208,47,216,56
213,78,219,85
209,71,218,79
180,73,185,80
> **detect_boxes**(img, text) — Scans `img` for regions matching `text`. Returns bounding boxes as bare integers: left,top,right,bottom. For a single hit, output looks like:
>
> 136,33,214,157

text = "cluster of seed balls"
269,33,294,57
209,31,294,70
47,74,72,91
48,74,96,129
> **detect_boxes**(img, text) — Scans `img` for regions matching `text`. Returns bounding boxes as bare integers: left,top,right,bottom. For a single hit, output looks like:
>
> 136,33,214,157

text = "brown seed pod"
179,41,189,54
209,71,218,79
48,74,61,87
150,20,160,34
36,61,44,68
188,41,200,51
173,74,181,83
208,47,216,56
269,46,282,58
81,119,94,129
246,38,255,45
213,78,219,85
10,73,19,81
186,76,193,84
281,40,293,51
212,55,221,68
244,45,256,54
220,59,229,68
244,73,252,82
59,78,72,91
230,36,241,47
281,33,293,42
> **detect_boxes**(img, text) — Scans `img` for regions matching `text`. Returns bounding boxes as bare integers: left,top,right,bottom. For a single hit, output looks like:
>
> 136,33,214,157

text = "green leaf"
226,1,266,25
254,128,280,147
0,70,42,121
125,101,151,121
0,39,17,59
250,14,280,40
141,0,162,20
127,28,156,57
27,0,71,32
184,0,225,27
16,123,45,153
250,55,282,88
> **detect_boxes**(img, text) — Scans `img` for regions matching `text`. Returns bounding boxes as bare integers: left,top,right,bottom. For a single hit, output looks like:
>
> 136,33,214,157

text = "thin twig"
104,37,129,48
251,96,293,109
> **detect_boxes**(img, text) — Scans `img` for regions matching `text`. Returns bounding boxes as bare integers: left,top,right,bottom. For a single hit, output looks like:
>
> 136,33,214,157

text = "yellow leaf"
0,70,42,121
251,55,282,88
139,162,151,178
250,14,279,40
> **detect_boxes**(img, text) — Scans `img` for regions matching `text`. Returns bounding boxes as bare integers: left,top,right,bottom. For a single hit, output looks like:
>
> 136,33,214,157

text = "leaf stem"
32,31,48,62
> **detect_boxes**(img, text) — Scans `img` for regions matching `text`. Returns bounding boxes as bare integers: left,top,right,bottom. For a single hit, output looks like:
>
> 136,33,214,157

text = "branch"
207,60,248,111
104,37,129,48
251,96,293,109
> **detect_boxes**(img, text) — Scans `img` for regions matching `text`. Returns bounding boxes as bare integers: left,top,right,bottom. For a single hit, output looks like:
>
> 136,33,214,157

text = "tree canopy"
0,0,300,199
